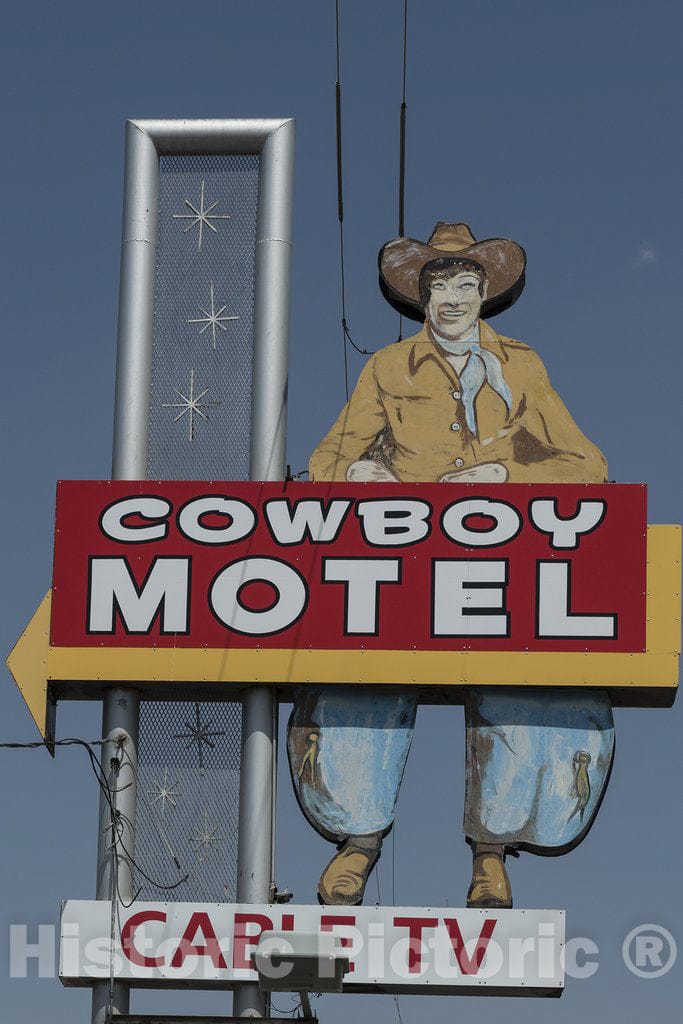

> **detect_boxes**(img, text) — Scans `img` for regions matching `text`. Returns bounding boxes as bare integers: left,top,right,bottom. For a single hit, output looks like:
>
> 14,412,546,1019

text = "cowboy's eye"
431,281,445,290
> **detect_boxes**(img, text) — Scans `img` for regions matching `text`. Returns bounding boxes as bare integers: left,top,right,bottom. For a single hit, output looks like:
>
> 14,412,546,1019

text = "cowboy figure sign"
287,223,614,908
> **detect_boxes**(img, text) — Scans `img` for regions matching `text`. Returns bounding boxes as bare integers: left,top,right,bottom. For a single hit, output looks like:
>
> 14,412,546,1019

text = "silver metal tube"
249,119,294,482
94,117,154,1023
232,688,274,1019
270,690,279,904
235,685,277,903
111,121,159,480
234,117,294,1019
92,687,139,1023
127,118,291,154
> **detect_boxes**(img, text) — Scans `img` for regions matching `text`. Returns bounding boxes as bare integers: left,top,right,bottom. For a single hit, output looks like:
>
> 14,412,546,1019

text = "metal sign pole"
91,119,158,1024
234,119,295,1020
91,690,139,1023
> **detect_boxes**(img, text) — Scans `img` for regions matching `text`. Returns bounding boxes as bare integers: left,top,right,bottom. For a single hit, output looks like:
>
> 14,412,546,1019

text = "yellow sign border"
7,526,680,737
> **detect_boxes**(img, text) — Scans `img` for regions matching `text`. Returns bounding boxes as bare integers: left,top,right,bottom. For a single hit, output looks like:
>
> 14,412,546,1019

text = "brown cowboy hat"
378,222,526,321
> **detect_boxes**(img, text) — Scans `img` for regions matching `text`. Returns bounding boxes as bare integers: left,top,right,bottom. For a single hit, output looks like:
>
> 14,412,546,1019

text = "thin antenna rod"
398,0,408,238
397,0,409,342
335,0,350,399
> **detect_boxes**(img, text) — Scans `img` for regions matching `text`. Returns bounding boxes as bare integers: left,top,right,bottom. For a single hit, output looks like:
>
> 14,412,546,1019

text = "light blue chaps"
287,687,614,853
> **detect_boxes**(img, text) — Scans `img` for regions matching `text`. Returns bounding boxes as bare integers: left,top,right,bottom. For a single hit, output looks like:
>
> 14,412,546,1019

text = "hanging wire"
334,0,410,367
95,748,190,896
0,736,189,893
116,742,189,884
0,737,106,751
396,0,409,343
2,731,191,1018
398,0,408,239
372,837,403,1024
335,0,351,400
391,817,405,1024
334,0,375,402
107,757,121,1020
270,994,305,1018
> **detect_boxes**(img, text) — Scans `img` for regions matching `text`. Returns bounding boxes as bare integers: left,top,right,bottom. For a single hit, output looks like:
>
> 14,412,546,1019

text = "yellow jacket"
309,320,607,484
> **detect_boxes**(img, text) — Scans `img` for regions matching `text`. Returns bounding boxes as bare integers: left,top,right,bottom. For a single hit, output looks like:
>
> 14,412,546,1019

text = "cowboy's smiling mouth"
439,307,469,319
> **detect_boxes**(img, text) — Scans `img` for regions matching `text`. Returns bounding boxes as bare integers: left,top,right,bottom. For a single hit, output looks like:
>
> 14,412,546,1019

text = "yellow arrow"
6,591,55,743
6,527,681,741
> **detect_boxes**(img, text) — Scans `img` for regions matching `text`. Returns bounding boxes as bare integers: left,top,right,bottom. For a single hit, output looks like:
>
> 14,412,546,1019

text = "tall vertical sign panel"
137,155,262,903
100,118,296,1023
148,156,259,480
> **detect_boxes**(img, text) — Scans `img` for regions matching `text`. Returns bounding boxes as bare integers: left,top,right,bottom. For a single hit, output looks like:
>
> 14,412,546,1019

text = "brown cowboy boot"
466,842,513,908
318,834,383,906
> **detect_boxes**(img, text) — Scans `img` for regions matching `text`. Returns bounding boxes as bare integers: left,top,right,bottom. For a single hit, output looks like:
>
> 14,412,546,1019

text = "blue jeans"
287,686,614,851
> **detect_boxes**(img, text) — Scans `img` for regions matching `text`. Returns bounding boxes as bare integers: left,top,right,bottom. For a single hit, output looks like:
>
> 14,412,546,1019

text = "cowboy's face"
425,270,487,340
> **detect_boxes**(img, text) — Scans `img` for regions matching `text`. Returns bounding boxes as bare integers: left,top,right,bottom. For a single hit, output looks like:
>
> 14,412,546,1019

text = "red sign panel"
51,481,647,653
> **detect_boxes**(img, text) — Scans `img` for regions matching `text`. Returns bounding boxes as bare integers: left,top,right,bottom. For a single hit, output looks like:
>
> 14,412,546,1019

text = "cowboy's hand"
439,462,508,484
347,459,399,482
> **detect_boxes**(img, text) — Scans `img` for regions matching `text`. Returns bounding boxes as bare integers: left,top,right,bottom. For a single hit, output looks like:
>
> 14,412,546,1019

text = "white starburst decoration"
146,768,180,818
172,180,231,251
188,282,239,350
192,810,223,862
162,369,222,441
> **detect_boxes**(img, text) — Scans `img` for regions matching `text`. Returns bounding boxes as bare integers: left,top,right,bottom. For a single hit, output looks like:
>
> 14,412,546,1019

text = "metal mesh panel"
135,698,242,902
148,154,259,480
136,154,257,902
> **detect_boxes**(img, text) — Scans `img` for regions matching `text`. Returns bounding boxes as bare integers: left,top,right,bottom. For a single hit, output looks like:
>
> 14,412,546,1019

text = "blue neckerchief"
434,325,513,436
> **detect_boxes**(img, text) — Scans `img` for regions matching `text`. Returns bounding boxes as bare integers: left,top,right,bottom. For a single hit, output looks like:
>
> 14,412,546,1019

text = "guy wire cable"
0,736,189,894
398,0,408,241
391,816,405,1024
335,0,351,401
107,754,120,1022
334,0,375,404
335,1,410,377
397,0,409,343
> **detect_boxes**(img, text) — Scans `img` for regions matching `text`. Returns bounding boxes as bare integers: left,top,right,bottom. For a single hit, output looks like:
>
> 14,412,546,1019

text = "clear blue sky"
1,1,681,1021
